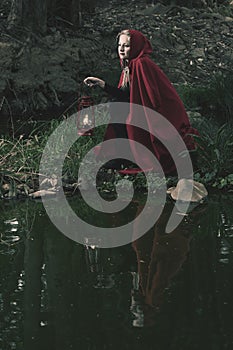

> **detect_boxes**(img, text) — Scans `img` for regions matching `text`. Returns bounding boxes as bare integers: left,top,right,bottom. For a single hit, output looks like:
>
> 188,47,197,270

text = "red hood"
128,29,152,61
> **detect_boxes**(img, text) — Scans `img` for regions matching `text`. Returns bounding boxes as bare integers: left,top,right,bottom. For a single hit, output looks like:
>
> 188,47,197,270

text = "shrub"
178,71,233,124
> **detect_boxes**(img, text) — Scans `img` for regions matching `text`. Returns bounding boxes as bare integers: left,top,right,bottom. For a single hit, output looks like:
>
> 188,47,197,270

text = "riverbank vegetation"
1,70,233,199
178,71,233,190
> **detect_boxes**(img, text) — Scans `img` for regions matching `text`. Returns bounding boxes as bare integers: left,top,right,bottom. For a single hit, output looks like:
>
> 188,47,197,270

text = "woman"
84,29,198,175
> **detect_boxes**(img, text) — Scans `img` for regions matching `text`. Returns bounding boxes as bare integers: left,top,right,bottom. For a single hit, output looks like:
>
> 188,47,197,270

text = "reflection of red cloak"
103,30,199,175
132,202,193,310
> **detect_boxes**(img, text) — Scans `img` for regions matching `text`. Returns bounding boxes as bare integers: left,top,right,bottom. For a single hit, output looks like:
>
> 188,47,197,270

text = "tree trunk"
7,0,47,34
7,0,23,29
71,0,81,27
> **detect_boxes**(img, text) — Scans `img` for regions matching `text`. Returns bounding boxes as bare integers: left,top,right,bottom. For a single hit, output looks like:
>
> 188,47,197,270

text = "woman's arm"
84,76,129,102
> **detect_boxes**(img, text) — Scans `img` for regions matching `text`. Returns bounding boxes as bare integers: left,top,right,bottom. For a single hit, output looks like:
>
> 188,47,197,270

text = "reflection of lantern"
77,96,95,136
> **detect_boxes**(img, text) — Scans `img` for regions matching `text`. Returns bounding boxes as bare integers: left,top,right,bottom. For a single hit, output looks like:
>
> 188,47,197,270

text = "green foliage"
177,71,233,190
177,71,233,124
210,72,233,123
113,171,169,194
0,107,108,197
192,118,233,189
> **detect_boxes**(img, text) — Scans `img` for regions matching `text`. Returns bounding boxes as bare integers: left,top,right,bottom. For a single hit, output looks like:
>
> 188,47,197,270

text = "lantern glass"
77,96,95,136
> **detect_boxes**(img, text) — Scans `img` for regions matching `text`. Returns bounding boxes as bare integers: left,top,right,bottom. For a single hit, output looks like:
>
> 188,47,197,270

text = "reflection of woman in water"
132,202,206,316
84,29,198,174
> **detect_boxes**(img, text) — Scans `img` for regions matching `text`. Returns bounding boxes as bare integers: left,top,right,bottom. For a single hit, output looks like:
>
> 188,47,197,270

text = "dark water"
0,193,233,350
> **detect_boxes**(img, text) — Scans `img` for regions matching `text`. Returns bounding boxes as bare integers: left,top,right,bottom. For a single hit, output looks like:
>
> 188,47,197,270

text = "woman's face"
118,34,130,60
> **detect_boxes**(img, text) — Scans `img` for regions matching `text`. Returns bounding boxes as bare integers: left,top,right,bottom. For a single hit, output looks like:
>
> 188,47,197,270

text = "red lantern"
77,96,95,136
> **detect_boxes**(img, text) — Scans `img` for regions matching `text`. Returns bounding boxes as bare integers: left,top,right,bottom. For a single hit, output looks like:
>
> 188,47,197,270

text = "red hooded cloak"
99,29,198,175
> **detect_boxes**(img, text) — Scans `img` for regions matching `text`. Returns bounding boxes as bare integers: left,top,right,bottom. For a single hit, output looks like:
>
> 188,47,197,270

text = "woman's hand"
83,77,105,89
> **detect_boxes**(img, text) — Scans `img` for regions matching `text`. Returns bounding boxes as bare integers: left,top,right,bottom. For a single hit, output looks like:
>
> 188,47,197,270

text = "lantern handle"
79,81,91,98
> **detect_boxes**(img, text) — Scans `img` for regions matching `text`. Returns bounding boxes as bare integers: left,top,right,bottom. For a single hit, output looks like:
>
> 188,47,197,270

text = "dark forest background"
6,0,231,33
0,0,232,123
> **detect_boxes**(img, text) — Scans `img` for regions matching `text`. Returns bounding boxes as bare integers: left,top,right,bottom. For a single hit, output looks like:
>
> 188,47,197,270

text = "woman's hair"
117,29,131,88
116,29,130,43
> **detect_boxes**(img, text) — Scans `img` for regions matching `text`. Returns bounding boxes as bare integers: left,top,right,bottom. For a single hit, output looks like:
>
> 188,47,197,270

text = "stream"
0,192,233,350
